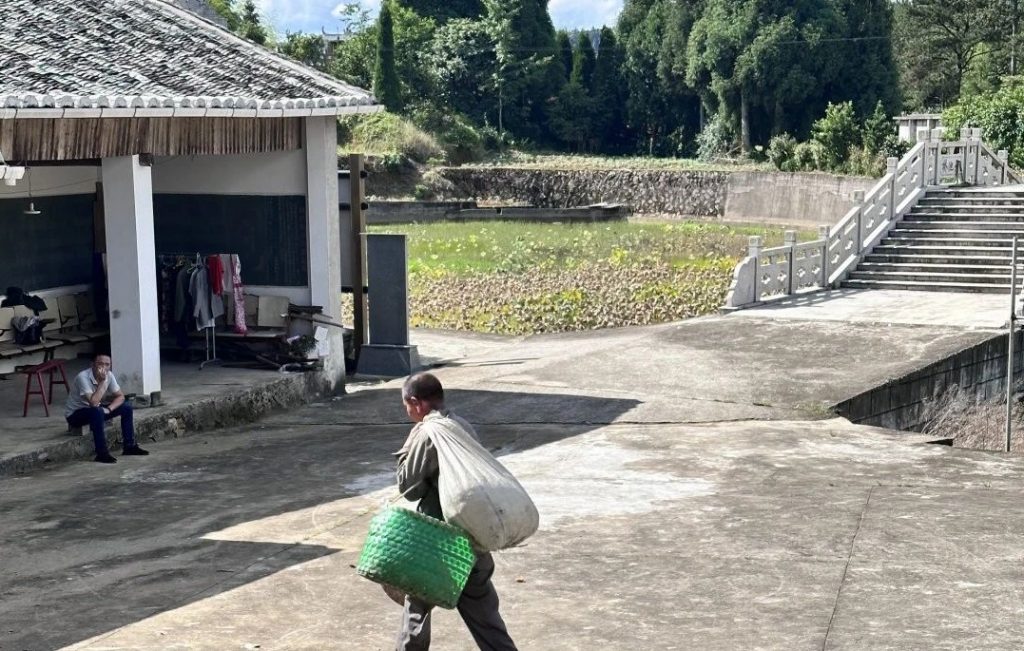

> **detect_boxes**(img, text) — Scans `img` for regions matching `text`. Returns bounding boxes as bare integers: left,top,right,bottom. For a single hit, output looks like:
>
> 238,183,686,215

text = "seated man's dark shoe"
95,453,117,464
122,446,150,456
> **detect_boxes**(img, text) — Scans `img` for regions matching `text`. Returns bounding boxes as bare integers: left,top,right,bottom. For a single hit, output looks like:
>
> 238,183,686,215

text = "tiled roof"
0,0,379,118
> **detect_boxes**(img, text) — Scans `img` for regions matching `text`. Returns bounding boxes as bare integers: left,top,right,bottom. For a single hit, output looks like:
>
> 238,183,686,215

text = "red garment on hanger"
207,255,225,295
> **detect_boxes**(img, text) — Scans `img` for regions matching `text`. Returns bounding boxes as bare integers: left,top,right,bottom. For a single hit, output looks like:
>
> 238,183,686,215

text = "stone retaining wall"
428,167,730,216
0,372,334,477
418,166,878,227
836,331,1024,432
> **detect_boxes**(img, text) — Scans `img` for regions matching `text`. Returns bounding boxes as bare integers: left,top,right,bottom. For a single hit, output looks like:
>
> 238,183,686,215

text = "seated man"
65,354,149,464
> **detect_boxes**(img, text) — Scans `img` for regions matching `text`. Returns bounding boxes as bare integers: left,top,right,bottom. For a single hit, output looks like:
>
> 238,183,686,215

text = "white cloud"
550,0,623,29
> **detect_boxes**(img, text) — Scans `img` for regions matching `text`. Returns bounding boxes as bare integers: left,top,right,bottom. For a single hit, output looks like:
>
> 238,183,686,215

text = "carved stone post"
853,190,865,253
960,127,973,185
784,230,797,295
819,225,831,288
999,150,1010,185
886,157,898,220
748,236,763,302
929,128,943,186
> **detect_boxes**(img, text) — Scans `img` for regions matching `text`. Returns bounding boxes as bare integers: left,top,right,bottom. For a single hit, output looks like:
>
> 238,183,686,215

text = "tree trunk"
740,91,751,154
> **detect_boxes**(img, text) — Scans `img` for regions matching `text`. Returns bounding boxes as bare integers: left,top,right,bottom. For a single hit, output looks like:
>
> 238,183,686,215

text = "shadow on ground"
0,388,640,650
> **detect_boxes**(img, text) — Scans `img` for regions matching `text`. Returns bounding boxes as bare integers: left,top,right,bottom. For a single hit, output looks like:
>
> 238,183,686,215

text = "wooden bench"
188,294,291,342
0,306,62,363
0,290,110,375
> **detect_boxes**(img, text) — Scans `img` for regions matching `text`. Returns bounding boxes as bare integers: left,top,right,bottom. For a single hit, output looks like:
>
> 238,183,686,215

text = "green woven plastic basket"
356,506,476,609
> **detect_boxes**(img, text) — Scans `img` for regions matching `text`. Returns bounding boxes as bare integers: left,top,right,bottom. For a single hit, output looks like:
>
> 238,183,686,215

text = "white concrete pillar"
101,156,161,398
304,116,344,382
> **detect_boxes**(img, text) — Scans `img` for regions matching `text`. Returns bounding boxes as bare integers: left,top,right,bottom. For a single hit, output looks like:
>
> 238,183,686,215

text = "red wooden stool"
21,359,70,417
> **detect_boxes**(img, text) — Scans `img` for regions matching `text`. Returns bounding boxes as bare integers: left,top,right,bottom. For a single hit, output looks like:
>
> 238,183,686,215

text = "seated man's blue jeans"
66,404,136,456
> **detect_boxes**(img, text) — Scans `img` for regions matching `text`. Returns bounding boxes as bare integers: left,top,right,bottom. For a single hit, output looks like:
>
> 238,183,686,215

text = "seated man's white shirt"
65,370,121,418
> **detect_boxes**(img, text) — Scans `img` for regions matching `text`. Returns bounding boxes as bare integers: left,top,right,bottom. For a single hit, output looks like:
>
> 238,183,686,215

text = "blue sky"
254,0,624,35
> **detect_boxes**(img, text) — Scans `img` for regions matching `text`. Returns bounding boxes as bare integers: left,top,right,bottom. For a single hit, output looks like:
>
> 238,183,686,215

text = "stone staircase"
844,189,1024,293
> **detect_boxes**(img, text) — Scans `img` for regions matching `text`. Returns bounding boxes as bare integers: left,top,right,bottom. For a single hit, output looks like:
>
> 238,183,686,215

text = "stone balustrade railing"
724,128,1020,309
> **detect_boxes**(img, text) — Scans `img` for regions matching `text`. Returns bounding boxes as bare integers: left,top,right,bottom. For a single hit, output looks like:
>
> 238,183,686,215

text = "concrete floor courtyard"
2,290,1024,650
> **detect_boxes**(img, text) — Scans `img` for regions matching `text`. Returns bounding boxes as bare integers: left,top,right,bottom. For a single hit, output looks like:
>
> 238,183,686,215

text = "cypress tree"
400,0,484,22
373,1,403,112
593,27,627,150
556,30,574,83
570,32,597,89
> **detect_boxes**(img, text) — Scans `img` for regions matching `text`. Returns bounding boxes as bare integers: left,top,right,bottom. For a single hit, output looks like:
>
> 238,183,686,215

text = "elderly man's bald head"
402,372,444,405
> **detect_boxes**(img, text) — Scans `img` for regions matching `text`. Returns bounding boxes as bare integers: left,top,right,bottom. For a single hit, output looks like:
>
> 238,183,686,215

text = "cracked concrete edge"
0,373,338,478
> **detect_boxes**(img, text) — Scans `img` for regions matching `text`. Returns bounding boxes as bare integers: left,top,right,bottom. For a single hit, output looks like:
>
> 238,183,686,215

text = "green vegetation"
767,102,909,177
223,0,1022,167
362,221,813,334
944,82,1024,168
338,112,442,163
373,1,403,112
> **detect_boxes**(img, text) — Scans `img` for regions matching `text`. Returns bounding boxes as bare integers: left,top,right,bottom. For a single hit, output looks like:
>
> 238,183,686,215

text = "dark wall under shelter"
0,193,95,291
153,194,308,287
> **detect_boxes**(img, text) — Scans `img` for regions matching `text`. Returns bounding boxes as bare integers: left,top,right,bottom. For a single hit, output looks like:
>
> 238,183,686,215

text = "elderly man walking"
65,354,149,464
393,372,518,651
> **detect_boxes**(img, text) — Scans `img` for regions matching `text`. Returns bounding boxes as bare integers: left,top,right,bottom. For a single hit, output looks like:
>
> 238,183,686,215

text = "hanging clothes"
189,263,224,330
207,255,225,296
230,254,247,335
219,254,232,298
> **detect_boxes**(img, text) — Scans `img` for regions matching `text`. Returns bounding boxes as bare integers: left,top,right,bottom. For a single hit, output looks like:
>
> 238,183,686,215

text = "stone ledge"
0,372,334,477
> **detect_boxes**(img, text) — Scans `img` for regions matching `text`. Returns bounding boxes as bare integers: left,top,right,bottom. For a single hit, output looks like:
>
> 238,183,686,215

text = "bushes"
811,102,860,170
696,113,733,161
768,101,897,176
767,134,797,171
408,103,490,164
340,112,443,164
944,82,1024,168
340,106,494,166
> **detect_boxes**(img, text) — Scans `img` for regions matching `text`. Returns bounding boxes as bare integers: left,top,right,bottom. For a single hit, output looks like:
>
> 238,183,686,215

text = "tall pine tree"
556,30,574,83
400,0,484,22
240,0,267,45
571,33,597,89
831,0,901,118
593,28,627,151
373,0,403,112
482,0,559,141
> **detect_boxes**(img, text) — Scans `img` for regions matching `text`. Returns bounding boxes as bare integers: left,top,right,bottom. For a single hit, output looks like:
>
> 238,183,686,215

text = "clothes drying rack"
157,252,231,370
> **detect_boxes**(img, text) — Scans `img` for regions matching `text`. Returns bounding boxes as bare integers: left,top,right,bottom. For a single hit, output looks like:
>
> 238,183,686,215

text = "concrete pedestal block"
356,344,421,377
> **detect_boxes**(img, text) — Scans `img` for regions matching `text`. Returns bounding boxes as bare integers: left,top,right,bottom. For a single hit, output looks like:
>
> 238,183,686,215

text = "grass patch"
356,220,815,335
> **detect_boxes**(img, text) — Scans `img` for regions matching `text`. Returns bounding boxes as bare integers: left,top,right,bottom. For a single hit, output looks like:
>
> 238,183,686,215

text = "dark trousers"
66,404,136,456
396,552,517,651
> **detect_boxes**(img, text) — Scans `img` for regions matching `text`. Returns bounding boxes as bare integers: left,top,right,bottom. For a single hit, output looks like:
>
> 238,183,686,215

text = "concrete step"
916,202,1024,209
870,244,1014,257
909,212,1024,220
920,197,1024,204
856,262,1011,275
841,278,1012,293
928,191,1024,200
881,236,1015,247
899,221,1024,231
904,214,1024,223
863,253,1014,265
847,270,1010,284
889,229,1024,238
